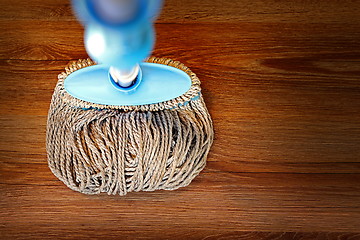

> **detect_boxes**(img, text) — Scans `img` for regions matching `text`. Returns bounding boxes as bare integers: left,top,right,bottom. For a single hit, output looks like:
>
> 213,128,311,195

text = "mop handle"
71,0,163,87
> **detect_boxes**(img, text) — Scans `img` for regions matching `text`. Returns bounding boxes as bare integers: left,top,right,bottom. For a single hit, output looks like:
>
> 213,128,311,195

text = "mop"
46,0,214,195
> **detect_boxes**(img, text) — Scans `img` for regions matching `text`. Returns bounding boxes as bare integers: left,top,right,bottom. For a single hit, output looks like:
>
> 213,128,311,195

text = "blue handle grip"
71,0,163,70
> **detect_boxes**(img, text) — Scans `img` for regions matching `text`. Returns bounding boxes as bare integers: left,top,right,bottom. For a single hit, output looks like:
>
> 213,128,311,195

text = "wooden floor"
1,0,360,239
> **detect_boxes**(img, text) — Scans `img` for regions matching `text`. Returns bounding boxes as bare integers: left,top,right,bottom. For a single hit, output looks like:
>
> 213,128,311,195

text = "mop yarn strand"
46,57,214,195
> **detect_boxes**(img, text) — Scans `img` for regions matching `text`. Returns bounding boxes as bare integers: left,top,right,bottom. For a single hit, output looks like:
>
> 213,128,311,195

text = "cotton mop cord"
47,57,214,195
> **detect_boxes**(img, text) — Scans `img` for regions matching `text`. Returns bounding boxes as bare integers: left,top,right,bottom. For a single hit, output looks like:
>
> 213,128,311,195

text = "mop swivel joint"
109,65,140,88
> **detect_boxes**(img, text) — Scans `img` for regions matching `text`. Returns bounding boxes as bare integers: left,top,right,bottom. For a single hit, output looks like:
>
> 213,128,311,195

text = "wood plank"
2,20,360,61
1,172,360,233
0,20,85,60
0,228,359,240
1,0,359,24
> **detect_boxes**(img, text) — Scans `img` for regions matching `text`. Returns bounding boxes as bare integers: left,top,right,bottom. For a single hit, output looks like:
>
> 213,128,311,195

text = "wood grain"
1,0,360,239
1,0,359,24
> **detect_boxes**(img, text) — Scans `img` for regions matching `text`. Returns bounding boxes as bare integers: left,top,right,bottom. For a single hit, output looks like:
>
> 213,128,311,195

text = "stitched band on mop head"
77,93,202,111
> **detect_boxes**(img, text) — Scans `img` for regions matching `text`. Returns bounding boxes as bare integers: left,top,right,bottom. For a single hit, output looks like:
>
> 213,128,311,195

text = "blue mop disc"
64,62,192,106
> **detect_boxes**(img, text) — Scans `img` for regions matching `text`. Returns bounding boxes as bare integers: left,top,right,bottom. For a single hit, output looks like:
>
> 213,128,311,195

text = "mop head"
46,57,214,195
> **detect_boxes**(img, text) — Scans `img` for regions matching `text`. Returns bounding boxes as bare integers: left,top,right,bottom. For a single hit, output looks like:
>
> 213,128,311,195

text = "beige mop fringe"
46,57,214,195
